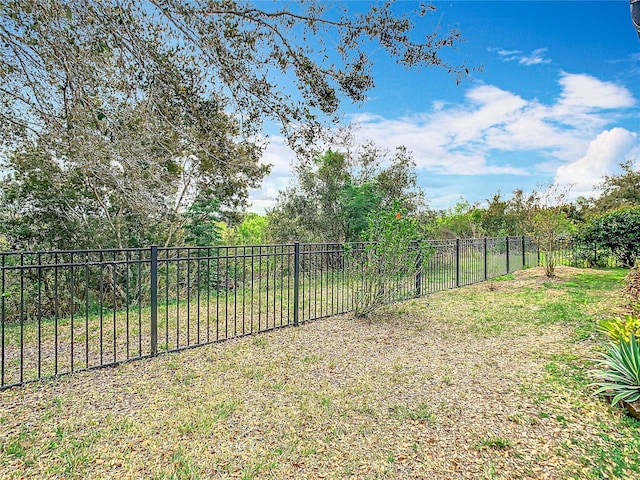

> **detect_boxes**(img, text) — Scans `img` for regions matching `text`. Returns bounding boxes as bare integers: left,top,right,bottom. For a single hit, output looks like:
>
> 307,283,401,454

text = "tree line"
214,153,640,272
1,1,638,268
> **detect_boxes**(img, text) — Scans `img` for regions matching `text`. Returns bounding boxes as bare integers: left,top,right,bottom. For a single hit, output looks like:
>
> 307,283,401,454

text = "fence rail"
1,236,538,389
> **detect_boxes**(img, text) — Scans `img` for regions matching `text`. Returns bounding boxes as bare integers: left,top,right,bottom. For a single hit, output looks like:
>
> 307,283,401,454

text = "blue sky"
249,0,640,213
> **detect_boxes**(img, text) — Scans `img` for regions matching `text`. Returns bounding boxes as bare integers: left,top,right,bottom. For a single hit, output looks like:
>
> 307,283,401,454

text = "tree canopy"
592,160,640,213
0,0,470,250
0,1,470,148
268,145,425,243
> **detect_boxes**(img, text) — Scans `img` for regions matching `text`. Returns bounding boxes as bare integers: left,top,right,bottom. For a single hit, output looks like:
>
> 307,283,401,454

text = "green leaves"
183,198,222,247
580,207,640,267
592,335,640,406
349,201,432,318
269,147,424,243
599,315,640,344
593,159,640,213
339,182,383,242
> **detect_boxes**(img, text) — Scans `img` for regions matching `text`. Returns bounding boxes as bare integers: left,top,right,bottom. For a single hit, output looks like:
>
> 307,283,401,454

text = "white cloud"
246,135,296,213
349,110,530,176
557,72,635,110
248,72,638,213
555,128,637,198
260,135,297,177
491,47,551,66
519,48,551,66
349,73,636,175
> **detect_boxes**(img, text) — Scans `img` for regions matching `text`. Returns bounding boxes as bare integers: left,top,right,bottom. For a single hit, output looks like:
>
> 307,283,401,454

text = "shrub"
591,335,640,406
580,207,640,267
347,203,432,319
599,315,640,343
523,183,574,278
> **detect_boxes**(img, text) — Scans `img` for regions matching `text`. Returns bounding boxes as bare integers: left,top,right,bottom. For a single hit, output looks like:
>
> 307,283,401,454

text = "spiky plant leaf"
591,335,640,406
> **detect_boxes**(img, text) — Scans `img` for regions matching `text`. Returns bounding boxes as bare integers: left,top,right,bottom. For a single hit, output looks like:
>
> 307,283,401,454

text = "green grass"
389,402,435,422
475,436,513,450
508,269,639,478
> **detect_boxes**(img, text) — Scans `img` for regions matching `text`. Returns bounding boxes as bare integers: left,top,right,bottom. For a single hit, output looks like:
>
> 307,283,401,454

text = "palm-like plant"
592,334,640,407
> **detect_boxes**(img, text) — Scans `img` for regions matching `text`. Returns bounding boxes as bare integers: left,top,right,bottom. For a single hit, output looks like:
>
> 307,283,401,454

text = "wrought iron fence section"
424,239,456,292
458,238,484,286
543,237,618,269
1,236,539,389
485,237,506,278
299,243,352,322
0,249,152,389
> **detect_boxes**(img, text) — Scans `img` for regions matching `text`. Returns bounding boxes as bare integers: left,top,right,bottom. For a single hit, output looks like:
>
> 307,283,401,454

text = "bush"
599,315,640,344
580,207,640,267
347,203,432,319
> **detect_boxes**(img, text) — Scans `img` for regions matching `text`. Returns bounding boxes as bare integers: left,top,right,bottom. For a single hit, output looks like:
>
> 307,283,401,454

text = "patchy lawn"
1,266,638,479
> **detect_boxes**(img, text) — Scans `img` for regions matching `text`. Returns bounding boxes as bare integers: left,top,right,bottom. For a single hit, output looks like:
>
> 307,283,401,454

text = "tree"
525,184,574,277
183,198,223,247
580,207,640,267
0,13,268,248
0,1,471,151
339,182,384,242
268,145,425,243
480,192,525,237
435,199,484,238
593,160,640,213
0,146,92,250
222,213,268,245
0,99,265,249
0,1,470,249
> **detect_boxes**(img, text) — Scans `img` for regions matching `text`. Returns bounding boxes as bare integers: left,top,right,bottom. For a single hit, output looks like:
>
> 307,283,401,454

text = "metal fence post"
522,235,526,268
505,236,510,274
414,240,422,297
455,238,460,287
483,237,488,281
150,245,158,356
293,242,300,327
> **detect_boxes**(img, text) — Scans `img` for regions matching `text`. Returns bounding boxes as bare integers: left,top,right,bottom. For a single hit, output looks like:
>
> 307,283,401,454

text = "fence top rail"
426,239,458,246
158,244,297,252
0,258,153,271
161,251,293,262
0,236,535,257
0,247,151,257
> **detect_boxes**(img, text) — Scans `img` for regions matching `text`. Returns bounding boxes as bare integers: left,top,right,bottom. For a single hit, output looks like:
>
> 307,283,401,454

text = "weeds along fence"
0,236,537,389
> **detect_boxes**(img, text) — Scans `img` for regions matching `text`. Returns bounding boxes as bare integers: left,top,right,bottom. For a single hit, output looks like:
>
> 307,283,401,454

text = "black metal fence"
541,237,620,269
1,236,537,389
